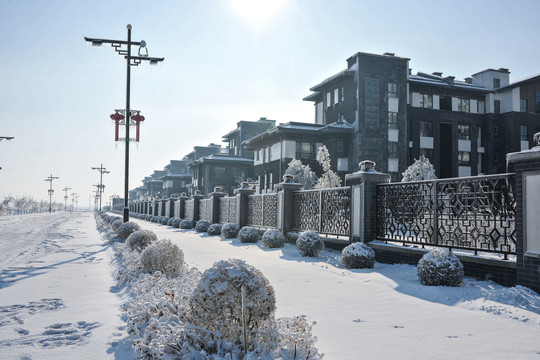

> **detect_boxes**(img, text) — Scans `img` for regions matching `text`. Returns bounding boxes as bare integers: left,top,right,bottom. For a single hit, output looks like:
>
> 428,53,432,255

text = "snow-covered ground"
1,211,540,359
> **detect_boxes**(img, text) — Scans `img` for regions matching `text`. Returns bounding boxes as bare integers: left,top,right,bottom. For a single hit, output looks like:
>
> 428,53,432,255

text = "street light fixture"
91,164,110,211
44,174,59,213
85,25,164,223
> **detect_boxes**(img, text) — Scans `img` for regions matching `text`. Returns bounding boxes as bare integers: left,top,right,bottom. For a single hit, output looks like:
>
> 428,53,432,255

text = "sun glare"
228,0,287,26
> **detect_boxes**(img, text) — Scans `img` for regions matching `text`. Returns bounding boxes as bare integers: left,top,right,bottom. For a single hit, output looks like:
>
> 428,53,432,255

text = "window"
520,125,528,141
494,99,500,114
419,94,433,109
256,149,260,161
536,91,540,113
493,126,499,135
458,151,471,165
296,142,316,160
419,121,433,137
267,146,272,161
337,141,344,153
458,98,470,112
520,99,528,113
440,96,452,111
458,124,470,140
478,100,485,113
493,78,500,89
326,91,332,107
388,142,398,158
388,112,398,129
340,87,345,102
388,83,398,98
477,125,483,147
334,88,339,105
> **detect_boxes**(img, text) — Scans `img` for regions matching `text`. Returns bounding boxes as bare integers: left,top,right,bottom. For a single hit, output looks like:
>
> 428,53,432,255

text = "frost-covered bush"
417,248,464,287
150,216,157,223
180,219,193,229
341,242,375,269
172,217,182,228
141,239,185,275
402,155,437,182
262,229,286,248
111,218,124,232
117,221,141,240
207,223,222,236
160,216,170,225
273,316,323,360
195,220,210,233
221,223,239,238
145,214,152,221
187,259,278,352
126,229,157,252
167,217,174,226
238,226,259,243
296,231,325,257
108,215,122,224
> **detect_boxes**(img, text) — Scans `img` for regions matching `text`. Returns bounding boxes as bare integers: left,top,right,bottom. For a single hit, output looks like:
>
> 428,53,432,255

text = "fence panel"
199,198,212,222
185,199,194,221
377,174,516,258
292,187,351,237
246,193,278,228
219,196,237,224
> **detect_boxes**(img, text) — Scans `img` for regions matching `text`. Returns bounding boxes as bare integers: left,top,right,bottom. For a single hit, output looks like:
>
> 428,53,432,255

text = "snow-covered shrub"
417,248,464,287
145,214,152,221
195,220,210,233
238,226,259,243
296,231,325,257
126,229,157,252
117,221,141,240
180,219,193,229
141,239,185,275
186,259,278,352
207,223,222,236
341,242,375,269
149,216,157,223
221,223,239,238
172,217,182,228
112,218,124,232
155,216,163,224
315,145,342,189
262,229,286,248
273,316,323,360
167,217,174,226
160,216,170,225
284,158,317,190
402,155,437,182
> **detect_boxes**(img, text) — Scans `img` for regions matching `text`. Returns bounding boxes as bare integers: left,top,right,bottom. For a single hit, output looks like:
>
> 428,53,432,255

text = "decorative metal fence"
246,193,278,229
185,199,194,221
292,187,351,238
219,196,237,224
376,174,516,258
199,198,212,222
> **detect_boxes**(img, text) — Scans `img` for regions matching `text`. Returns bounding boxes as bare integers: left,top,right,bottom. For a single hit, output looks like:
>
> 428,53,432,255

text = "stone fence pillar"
210,187,226,224
153,199,160,216
160,198,167,217
235,182,256,228
507,132,540,293
175,193,189,219
345,160,391,243
275,175,303,235
191,190,205,223
165,197,176,218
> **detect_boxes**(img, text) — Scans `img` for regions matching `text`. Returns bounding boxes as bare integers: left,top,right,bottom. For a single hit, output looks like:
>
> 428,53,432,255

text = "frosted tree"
284,158,317,189
315,145,342,189
401,155,437,182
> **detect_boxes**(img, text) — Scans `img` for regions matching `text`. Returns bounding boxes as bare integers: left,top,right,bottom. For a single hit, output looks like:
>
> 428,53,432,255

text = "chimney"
383,52,395,57
498,68,510,73
465,77,473,84
432,72,443,77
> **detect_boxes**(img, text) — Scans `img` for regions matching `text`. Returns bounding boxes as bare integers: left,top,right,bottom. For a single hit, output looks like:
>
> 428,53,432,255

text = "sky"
1,0,540,209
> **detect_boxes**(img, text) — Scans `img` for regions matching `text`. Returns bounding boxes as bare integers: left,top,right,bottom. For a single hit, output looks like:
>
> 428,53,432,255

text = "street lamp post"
85,25,164,222
62,186,71,211
91,164,109,211
44,174,59,213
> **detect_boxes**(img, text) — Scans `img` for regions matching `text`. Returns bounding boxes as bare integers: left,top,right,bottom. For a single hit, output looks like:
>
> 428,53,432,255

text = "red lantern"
110,111,124,141
131,112,145,142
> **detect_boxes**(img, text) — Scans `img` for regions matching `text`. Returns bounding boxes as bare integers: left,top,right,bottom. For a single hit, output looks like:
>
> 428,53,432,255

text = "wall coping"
507,148,540,163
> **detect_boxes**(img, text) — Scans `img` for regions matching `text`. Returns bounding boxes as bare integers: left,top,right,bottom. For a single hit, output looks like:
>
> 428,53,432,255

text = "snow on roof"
409,74,489,91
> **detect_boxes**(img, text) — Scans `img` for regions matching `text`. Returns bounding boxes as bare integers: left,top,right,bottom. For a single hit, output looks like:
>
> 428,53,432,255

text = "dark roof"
188,154,253,167
308,70,355,92
408,73,490,93
499,73,540,90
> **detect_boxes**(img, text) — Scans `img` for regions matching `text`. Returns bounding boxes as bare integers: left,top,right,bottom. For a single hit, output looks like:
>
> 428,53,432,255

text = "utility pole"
91,164,110,211
71,192,76,212
44,174,59,213
62,186,71,211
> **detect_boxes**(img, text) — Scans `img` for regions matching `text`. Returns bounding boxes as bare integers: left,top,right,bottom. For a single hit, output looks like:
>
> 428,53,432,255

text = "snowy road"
0,212,131,360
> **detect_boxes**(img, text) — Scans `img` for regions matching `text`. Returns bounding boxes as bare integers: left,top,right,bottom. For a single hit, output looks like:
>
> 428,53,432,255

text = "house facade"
303,51,540,180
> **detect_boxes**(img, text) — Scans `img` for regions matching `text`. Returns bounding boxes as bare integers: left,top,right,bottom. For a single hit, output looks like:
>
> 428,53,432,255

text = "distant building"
160,159,191,197
303,51,540,180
